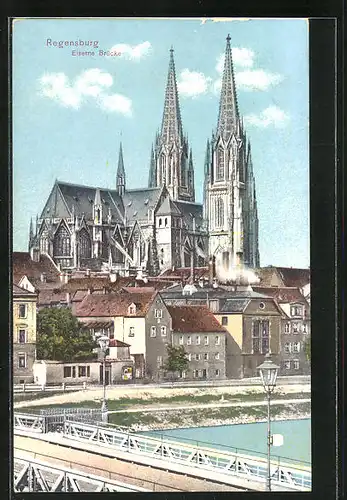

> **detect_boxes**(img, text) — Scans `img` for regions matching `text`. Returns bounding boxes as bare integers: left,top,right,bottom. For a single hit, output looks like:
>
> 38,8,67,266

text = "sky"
12,18,309,268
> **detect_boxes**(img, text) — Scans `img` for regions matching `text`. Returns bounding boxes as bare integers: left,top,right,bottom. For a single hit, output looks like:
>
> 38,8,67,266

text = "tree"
37,307,97,362
162,344,189,379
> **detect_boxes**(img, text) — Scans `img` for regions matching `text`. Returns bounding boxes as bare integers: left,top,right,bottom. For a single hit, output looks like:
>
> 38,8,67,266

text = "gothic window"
79,229,91,258
215,197,224,229
40,237,48,254
216,147,225,181
161,155,166,184
160,248,164,265
54,224,71,256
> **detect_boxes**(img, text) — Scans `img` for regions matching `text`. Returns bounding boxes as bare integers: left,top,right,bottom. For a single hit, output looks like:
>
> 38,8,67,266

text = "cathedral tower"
204,35,260,268
149,48,195,202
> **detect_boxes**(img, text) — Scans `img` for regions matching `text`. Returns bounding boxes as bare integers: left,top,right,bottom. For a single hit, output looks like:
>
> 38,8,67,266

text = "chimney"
40,272,47,283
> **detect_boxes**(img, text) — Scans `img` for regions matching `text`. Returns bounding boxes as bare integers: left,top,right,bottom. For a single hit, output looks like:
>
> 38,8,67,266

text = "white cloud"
108,41,151,60
216,48,255,74
177,69,212,98
39,69,132,116
235,70,284,91
244,105,289,128
98,93,132,116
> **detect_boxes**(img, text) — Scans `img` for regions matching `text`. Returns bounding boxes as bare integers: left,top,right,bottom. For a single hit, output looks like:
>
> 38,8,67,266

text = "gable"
40,182,71,219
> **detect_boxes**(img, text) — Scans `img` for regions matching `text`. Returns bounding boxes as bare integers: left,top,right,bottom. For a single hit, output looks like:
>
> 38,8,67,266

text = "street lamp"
98,335,110,423
257,352,280,491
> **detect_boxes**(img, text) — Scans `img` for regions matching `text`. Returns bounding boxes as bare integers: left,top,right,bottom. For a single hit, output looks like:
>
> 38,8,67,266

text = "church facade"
29,36,260,276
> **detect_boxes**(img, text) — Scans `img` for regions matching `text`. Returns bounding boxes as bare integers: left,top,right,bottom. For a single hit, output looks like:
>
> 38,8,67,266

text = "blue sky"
12,18,309,268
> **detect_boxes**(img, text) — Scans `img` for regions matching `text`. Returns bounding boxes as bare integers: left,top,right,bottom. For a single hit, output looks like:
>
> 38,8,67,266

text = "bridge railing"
14,455,150,492
62,419,311,491
14,413,46,433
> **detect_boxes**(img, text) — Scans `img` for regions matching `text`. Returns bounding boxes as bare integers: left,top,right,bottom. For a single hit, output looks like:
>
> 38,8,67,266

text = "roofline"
124,186,162,193
56,179,119,192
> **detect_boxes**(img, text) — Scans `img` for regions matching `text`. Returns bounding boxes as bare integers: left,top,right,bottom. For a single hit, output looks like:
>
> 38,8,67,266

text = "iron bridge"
14,412,311,491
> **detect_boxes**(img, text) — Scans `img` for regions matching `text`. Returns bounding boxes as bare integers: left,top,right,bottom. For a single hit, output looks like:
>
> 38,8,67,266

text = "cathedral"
29,35,260,276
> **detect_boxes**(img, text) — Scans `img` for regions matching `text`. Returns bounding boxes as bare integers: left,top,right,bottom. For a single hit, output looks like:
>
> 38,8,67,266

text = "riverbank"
108,401,311,432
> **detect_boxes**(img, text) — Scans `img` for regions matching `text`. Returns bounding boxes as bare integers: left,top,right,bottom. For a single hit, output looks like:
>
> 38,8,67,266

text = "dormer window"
128,303,137,315
290,305,302,317
144,199,149,205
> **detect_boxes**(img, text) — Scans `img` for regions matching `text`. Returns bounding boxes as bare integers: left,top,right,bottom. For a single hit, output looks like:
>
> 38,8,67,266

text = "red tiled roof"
75,291,157,318
13,252,60,284
253,286,307,304
38,289,68,306
109,339,130,347
13,284,37,297
166,305,226,333
275,267,310,287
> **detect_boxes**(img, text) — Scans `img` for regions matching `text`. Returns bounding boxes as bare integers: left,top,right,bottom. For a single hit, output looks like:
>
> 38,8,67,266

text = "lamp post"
257,353,280,491
98,335,110,423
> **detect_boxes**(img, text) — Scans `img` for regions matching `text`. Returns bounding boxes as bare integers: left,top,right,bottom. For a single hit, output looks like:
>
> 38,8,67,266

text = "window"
291,305,302,317
293,360,300,370
54,224,71,256
150,326,157,337
157,356,162,368
284,360,291,370
284,342,291,353
193,370,199,378
215,336,220,346
259,302,265,310
284,323,290,334
204,353,209,361
196,335,201,345
87,366,90,377
252,320,270,354
187,336,192,345
78,366,87,377
18,304,27,318
18,330,26,343
292,323,299,333
18,354,26,368
221,316,228,326
164,218,168,227
187,353,192,361
128,304,136,315
64,366,72,378
195,353,201,361
128,327,135,337
215,369,220,377
215,352,220,360
293,341,300,353
179,335,184,345
72,366,76,378
215,197,224,228
302,323,308,333
216,147,225,181
161,326,167,337
159,218,162,227
204,336,209,345
154,309,163,319
79,228,91,258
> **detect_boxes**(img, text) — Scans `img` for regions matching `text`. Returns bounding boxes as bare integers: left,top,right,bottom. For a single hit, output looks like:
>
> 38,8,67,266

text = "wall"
145,294,172,380
214,314,243,379
13,295,37,383
171,331,226,380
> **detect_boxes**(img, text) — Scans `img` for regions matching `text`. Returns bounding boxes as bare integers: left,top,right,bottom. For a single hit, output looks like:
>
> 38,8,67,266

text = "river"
143,418,311,466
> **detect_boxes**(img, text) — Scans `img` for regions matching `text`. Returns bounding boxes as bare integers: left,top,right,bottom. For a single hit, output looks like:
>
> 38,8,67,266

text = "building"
33,345,134,386
160,282,282,378
75,290,157,378
28,35,260,275
13,284,38,383
253,286,310,375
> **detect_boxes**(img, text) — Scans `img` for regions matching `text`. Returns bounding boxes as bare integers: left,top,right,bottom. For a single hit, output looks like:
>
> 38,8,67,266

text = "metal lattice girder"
14,413,45,433
14,456,149,492
60,419,311,491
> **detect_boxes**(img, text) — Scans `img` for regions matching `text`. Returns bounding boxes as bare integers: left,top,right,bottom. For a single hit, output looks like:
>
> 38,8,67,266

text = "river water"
143,418,311,466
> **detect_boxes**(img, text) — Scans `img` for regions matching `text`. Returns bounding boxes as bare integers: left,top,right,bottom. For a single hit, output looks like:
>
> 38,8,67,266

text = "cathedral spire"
148,144,156,188
117,142,126,196
204,139,211,176
160,47,183,144
29,217,34,241
216,34,239,142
